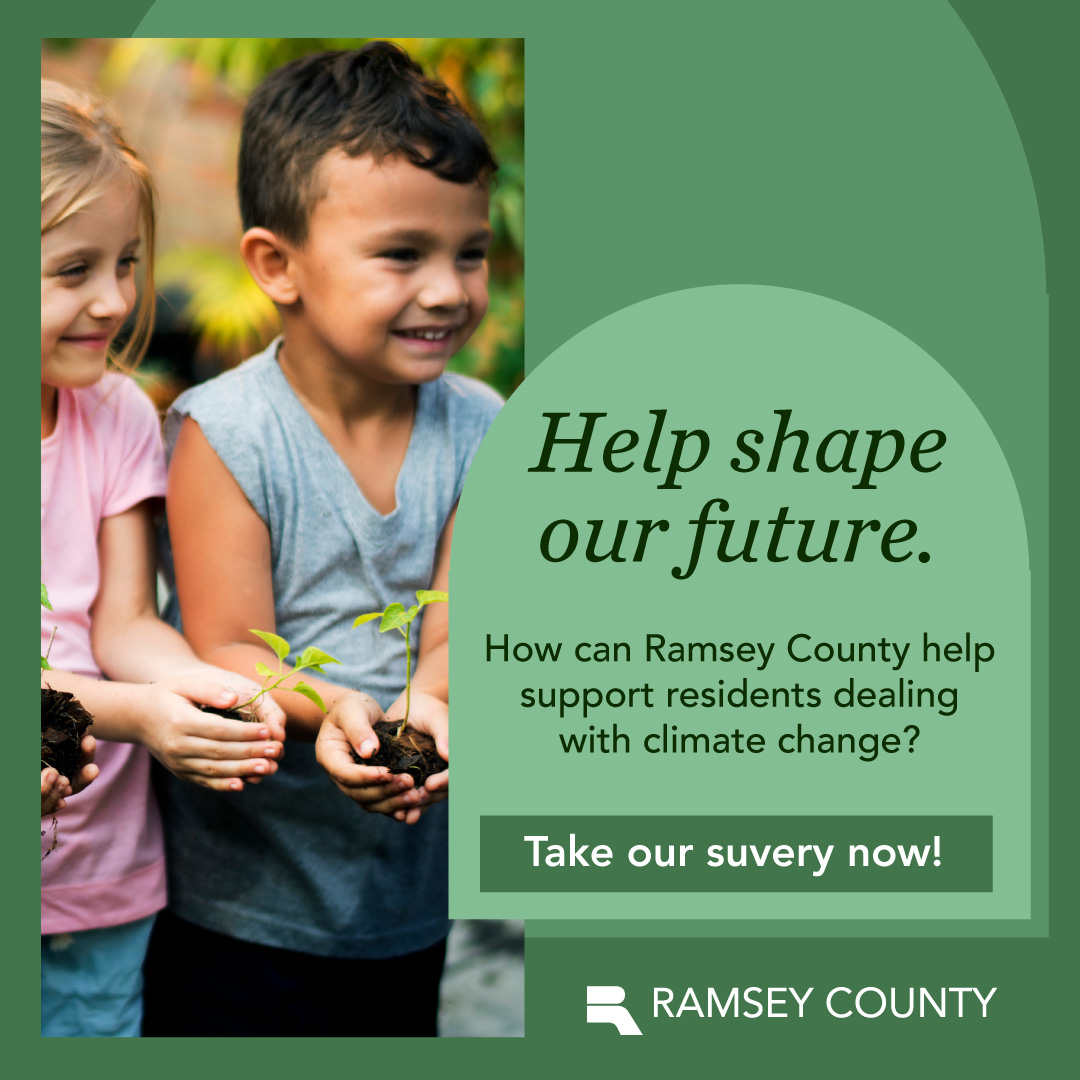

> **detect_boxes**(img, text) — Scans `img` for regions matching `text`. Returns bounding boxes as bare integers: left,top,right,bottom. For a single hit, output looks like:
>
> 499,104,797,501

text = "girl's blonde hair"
41,79,157,373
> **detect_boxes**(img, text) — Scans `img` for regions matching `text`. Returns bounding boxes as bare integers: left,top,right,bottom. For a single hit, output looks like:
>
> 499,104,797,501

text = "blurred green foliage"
48,38,524,397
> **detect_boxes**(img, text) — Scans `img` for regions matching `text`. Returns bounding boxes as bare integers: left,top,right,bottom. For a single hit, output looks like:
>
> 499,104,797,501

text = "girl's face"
41,178,141,389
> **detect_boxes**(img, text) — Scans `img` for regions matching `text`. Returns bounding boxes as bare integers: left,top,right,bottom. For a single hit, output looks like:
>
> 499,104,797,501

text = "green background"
17,0,1075,1074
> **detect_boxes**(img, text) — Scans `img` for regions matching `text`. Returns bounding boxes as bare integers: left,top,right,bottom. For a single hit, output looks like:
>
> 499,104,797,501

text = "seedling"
242,629,341,715
41,581,55,670
351,590,448,787
353,590,447,737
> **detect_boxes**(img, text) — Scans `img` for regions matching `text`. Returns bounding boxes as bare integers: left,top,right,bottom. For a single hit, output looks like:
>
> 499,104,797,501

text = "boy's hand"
385,691,449,824
315,691,431,819
41,768,71,817
136,681,284,792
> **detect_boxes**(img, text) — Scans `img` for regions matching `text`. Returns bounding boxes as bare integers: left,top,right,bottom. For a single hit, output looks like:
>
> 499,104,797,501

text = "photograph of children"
41,37,524,1038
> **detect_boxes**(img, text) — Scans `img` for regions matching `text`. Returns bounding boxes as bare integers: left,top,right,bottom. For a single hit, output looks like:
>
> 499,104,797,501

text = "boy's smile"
275,151,490,388
41,180,141,391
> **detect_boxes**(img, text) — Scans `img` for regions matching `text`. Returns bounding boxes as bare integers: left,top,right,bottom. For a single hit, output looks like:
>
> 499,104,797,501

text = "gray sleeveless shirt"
159,340,502,958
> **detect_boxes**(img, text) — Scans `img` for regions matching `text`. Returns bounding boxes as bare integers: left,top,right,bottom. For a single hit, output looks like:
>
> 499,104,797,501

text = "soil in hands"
199,703,248,721
352,720,447,789
41,687,93,781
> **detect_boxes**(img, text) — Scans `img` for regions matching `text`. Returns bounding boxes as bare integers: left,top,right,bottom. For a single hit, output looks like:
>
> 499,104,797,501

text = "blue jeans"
41,914,157,1037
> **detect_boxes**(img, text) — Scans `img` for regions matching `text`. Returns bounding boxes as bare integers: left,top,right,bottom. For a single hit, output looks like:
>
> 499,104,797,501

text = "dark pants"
142,909,446,1037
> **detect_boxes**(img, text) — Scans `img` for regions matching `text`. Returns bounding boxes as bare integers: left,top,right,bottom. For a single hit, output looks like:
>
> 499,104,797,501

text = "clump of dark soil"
352,720,447,789
199,703,249,721
41,686,93,781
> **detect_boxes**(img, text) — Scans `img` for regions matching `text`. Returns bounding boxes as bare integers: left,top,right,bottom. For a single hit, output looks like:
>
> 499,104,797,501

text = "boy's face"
284,151,491,384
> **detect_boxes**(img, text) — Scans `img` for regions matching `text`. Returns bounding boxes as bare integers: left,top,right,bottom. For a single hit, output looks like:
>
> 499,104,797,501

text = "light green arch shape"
452,284,1030,925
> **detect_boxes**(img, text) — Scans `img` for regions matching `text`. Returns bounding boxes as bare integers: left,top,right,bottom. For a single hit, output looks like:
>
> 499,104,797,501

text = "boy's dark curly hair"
239,41,498,246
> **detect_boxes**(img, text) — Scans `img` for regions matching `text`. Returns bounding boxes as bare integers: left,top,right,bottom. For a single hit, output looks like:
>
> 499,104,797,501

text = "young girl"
40,80,287,1038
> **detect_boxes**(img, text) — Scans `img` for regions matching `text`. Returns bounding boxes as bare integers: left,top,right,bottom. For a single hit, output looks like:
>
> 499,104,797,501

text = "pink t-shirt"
41,373,168,933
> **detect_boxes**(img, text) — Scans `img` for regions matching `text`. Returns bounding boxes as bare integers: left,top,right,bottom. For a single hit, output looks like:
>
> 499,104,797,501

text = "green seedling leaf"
416,590,448,606
379,604,408,633
41,624,58,672
254,661,276,680
41,583,52,611
249,629,290,662
297,646,341,669
351,591,448,734
290,681,327,713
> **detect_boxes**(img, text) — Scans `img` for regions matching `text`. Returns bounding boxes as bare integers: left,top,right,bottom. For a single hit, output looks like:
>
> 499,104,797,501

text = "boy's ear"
240,228,300,306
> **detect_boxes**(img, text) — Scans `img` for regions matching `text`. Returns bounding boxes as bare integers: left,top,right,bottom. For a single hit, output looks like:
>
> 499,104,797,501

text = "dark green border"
16,0,1075,1068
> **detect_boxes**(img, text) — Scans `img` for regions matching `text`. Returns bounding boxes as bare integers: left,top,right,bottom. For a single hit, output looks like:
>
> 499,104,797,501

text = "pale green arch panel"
451,285,1030,924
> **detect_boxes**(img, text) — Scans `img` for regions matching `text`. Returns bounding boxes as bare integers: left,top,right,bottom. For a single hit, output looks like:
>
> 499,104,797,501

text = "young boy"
141,42,503,1037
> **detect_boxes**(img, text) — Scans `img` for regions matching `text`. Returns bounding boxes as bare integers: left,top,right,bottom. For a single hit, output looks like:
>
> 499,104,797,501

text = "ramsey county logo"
586,986,642,1035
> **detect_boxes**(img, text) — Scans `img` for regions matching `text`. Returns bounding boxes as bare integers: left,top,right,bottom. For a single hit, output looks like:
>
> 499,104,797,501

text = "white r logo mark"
586,986,642,1035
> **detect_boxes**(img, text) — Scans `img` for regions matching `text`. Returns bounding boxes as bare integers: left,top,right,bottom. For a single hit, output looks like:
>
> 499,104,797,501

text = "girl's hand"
163,666,288,742
41,734,99,815
135,683,284,792
315,691,429,818
41,768,71,817
385,691,449,825
69,734,99,795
